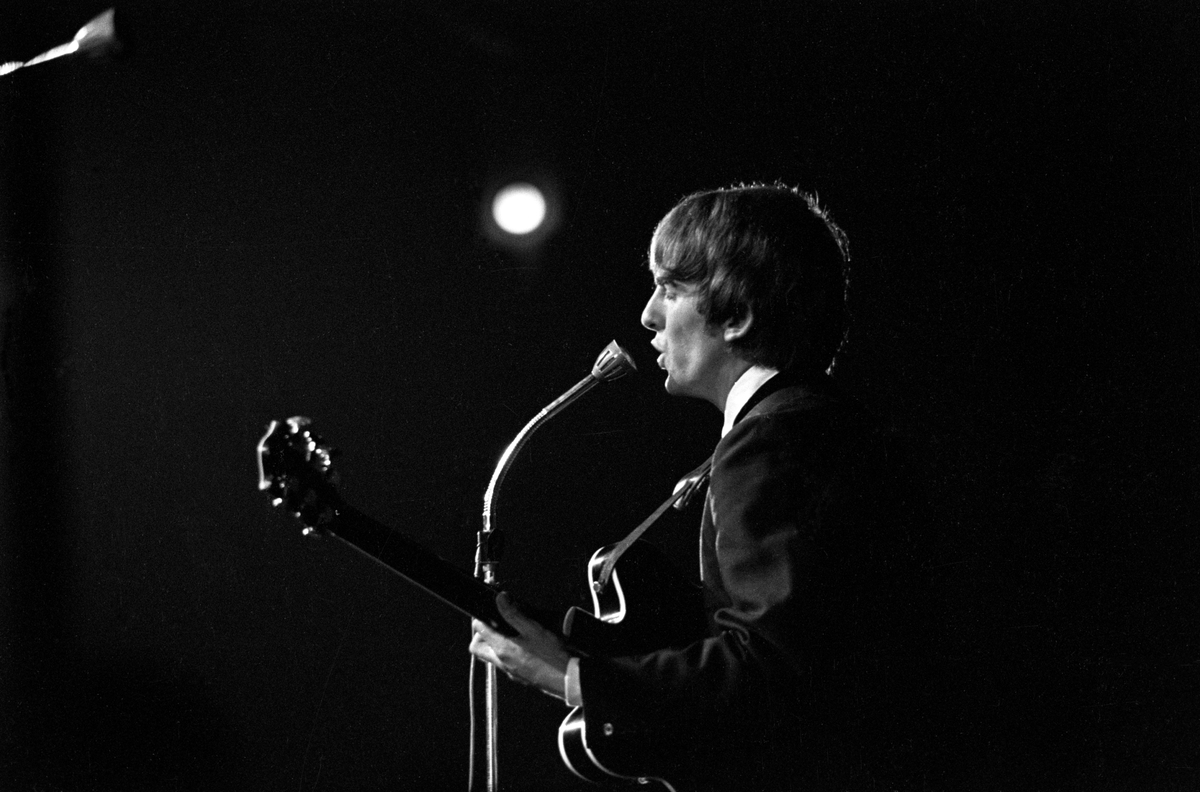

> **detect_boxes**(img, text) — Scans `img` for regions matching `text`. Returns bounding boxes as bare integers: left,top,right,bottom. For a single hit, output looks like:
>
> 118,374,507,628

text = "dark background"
1,2,1196,790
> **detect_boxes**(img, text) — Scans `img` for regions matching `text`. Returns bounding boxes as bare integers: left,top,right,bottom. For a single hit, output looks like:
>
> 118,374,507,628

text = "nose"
641,288,663,332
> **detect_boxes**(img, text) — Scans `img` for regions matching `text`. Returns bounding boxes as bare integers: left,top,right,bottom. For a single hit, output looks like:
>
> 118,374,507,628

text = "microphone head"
591,340,637,383
74,8,121,59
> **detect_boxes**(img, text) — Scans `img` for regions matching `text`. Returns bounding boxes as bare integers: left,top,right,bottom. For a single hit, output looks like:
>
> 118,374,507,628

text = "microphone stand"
469,341,636,792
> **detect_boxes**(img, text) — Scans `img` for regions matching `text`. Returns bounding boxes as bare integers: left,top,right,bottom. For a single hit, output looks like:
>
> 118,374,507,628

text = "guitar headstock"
257,416,342,535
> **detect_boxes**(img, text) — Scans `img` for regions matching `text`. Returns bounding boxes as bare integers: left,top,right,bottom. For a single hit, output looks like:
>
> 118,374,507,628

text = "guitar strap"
594,455,713,592
592,372,816,593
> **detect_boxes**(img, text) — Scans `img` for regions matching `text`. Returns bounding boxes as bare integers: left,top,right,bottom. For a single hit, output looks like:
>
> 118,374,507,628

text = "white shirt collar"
721,366,779,437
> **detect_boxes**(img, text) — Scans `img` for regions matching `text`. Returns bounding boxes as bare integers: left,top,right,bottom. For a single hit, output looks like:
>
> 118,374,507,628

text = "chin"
664,376,692,398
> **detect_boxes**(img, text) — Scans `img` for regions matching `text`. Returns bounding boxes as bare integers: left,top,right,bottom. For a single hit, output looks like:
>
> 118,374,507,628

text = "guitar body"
557,541,706,790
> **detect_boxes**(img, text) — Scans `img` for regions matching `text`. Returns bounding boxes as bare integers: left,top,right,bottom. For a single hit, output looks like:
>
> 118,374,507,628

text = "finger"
471,640,523,684
495,592,536,631
472,619,503,642
468,624,496,648
469,638,498,666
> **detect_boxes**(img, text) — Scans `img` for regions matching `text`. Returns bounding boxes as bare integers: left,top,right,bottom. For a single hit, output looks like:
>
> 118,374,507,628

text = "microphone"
2,8,121,77
589,340,639,384
469,340,635,792
476,340,636,575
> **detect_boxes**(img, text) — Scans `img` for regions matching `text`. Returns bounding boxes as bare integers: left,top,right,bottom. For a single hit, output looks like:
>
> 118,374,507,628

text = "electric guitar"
256,416,706,790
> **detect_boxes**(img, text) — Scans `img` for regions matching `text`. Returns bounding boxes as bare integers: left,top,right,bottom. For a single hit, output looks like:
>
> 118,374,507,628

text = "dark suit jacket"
578,375,940,791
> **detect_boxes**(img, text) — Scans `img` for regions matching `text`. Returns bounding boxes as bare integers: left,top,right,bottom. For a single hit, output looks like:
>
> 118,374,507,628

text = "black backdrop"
2,2,1196,790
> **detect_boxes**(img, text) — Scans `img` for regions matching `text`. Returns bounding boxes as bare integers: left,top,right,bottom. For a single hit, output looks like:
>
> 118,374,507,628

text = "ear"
722,308,753,343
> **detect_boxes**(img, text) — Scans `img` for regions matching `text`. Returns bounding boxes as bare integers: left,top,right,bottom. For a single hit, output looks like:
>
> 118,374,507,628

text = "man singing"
471,183,938,790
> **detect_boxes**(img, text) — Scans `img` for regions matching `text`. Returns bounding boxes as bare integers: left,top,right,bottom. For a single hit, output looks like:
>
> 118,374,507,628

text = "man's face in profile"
640,265,729,407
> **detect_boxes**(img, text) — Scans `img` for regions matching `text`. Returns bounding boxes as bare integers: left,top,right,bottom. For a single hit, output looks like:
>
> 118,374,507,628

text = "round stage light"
491,182,546,236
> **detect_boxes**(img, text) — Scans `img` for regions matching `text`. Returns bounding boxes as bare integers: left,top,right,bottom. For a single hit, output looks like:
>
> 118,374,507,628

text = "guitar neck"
324,505,516,636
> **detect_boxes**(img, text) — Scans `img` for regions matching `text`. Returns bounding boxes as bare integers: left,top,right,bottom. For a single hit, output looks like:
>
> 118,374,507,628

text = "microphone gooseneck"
476,339,636,573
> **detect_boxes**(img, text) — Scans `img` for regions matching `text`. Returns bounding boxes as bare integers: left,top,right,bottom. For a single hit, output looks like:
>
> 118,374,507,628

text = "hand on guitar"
470,592,573,701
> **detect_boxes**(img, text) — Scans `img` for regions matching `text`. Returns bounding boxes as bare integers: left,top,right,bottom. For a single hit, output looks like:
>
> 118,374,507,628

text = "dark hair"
650,183,850,374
